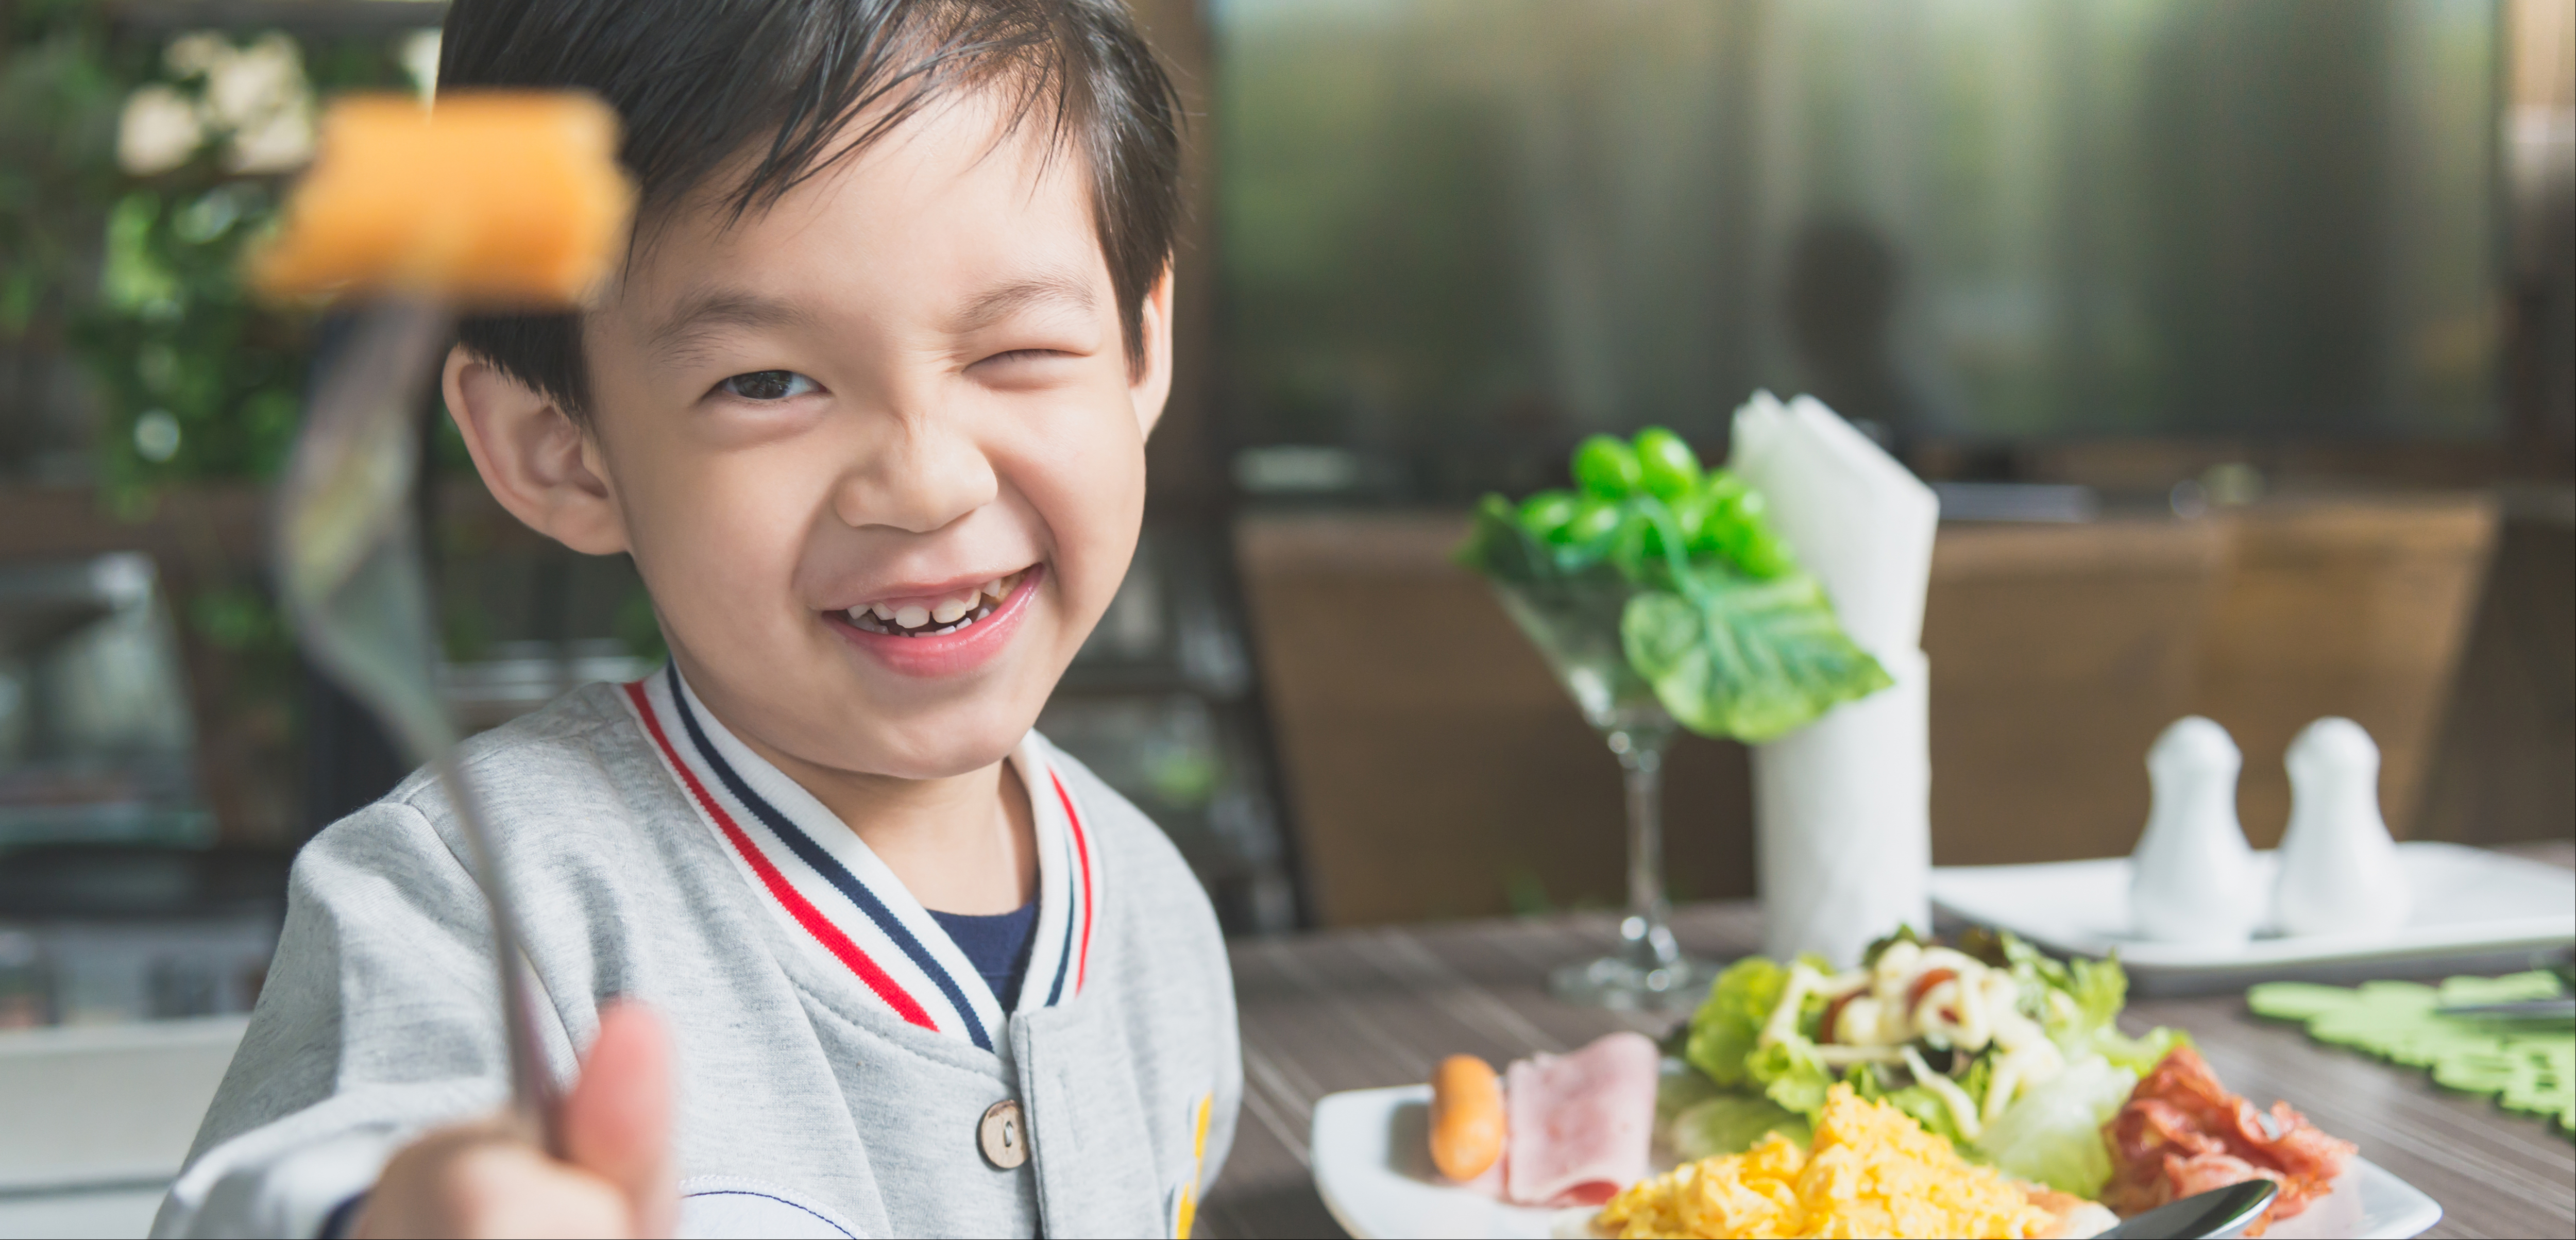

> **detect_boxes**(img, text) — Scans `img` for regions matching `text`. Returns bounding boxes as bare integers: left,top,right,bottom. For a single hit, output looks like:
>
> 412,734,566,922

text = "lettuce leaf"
1670,1093,1814,1161
1976,1056,2139,1196
2091,1024,2190,1075
1993,932,2190,1075
1852,1066,1973,1149
1748,1039,1835,1115
1621,582,1891,743
1685,957,1789,1088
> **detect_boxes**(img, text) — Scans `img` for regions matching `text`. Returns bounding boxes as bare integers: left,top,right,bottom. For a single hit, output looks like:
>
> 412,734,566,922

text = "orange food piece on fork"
250,92,634,307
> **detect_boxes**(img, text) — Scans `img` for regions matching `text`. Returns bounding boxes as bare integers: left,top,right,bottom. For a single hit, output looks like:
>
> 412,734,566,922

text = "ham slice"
1503,1031,1659,1207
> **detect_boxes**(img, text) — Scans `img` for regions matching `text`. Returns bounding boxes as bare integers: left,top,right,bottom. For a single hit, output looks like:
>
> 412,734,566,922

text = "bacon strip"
2101,1046,2354,1237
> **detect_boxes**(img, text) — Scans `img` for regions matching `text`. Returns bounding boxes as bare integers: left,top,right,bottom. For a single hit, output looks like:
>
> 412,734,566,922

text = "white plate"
1929,842,2574,995
1311,1084,2442,1240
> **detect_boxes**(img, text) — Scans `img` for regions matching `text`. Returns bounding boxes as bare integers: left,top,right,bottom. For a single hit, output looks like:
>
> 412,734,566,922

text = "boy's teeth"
842,571,1025,636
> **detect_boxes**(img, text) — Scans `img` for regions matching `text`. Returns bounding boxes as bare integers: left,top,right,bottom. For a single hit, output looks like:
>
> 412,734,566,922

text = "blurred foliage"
78,182,312,515
2,7,431,810
3,5,426,500
60,30,414,515
0,1,140,347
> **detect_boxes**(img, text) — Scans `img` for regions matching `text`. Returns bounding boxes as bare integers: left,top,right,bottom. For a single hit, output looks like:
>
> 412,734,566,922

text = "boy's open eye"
716,369,818,401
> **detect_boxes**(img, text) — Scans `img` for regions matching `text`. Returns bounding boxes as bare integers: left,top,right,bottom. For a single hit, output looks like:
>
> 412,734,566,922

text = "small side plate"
1309,1085,2442,1240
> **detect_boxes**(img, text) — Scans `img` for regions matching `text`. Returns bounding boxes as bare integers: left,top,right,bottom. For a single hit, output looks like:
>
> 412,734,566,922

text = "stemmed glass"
1492,577,1718,1010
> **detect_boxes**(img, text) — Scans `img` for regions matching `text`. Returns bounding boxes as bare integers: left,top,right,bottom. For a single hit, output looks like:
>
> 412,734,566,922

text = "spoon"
2092,1180,2279,1239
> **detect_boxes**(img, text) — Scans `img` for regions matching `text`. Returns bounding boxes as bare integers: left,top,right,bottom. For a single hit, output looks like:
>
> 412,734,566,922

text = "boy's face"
452,96,1166,782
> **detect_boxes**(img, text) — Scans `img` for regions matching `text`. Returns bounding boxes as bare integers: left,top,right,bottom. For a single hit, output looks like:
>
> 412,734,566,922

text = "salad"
1670,928,2188,1198
1453,428,1890,742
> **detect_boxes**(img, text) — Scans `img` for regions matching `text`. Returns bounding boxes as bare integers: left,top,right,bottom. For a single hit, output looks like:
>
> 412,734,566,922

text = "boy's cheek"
617,468,824,663
1012,403,1149,597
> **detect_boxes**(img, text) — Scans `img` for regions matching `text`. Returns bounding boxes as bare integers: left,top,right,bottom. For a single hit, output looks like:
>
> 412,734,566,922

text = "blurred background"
0,0,2566,1118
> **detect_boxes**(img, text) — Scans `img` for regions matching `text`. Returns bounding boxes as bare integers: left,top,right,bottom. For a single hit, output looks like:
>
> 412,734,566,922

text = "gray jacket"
152,677,1241,1239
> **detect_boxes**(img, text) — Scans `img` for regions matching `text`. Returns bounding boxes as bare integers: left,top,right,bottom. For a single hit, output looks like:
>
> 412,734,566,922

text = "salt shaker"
2129,717,2262,944
2273,717,2410,937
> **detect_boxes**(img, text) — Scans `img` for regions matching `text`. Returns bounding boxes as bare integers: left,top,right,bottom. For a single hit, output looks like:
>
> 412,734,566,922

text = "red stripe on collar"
1051,770,1095,996
624,681,938,1032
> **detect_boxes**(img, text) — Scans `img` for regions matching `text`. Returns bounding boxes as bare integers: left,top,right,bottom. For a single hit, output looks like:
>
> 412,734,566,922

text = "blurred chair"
0,554,209,852
2190,495,2500,846
1922,520,2231,864
1234,512,1752,928
2417,490,2575,845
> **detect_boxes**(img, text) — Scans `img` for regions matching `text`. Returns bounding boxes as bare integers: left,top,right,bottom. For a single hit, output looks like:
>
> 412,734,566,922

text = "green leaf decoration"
1620,576,1892,743
1459,424,1898,743
2248,973,2573,1137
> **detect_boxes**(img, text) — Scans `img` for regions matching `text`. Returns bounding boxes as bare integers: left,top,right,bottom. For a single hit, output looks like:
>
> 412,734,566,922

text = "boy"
151,1,1239,1236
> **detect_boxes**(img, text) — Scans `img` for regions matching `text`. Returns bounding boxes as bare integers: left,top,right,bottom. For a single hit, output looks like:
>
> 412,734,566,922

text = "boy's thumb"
563,998,677,1238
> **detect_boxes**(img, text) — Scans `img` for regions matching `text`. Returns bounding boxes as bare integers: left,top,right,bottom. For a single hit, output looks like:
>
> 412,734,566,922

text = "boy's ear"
442,345,630,556
1130,264,1176,438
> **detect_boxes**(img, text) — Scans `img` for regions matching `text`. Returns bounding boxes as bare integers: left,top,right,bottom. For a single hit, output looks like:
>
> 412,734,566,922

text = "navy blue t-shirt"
927,902,1040,1011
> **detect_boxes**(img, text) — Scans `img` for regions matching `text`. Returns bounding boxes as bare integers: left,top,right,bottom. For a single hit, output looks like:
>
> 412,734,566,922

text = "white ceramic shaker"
2272,717,2411,937
2129,716,2263,944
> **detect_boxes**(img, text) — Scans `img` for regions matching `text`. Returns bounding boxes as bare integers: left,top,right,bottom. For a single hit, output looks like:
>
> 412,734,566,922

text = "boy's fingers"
563,998,678,1238
354,1122,625,1240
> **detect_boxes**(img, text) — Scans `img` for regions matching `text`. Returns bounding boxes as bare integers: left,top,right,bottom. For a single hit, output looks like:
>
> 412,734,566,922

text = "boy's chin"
833,712,1039,782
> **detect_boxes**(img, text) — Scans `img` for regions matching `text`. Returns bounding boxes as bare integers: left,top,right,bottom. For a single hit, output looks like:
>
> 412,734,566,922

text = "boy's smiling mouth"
821,564,1045,678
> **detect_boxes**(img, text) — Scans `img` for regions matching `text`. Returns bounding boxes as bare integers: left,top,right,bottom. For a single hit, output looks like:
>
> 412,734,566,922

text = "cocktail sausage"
1429,1053,1505,1181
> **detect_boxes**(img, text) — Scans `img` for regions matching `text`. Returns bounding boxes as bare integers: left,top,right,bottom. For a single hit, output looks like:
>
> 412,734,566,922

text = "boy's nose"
833,417,998,535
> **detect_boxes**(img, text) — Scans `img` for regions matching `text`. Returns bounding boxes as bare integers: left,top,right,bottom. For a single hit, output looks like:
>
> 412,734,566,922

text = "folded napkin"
1730,393,1939,656
1731,392,1940,966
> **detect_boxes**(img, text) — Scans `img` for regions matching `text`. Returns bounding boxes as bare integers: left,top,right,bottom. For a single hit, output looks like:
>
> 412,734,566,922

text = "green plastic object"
2247,972,2574,1137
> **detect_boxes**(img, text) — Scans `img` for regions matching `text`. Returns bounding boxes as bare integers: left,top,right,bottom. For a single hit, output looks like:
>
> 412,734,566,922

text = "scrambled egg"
1596,1085,2057,1239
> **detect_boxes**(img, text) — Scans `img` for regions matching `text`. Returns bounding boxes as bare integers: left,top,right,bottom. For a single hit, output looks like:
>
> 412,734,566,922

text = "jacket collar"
622,665,1099,1051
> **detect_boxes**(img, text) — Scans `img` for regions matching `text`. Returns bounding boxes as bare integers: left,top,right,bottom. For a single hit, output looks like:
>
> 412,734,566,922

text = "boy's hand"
355,1001,676,1239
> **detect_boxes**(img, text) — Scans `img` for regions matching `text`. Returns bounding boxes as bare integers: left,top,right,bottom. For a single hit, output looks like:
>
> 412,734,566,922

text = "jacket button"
979,1099,1029,1169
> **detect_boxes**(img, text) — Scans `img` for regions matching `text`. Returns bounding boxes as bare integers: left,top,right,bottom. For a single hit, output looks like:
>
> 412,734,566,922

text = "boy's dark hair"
439,0,1182,419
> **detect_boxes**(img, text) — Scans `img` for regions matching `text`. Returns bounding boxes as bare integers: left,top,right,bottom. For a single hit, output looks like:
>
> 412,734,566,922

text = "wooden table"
1199,894,2576,1239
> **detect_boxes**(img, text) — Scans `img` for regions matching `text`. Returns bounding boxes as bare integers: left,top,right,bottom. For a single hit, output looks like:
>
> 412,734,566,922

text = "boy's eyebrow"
951,270,1097,333
646,288,820,359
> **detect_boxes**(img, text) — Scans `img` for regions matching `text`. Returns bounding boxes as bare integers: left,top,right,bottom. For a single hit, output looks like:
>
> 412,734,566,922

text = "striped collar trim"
622,666,1098,1050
